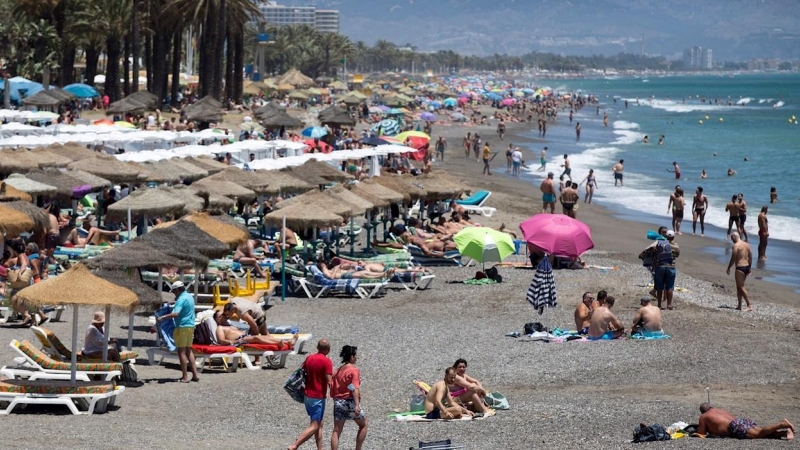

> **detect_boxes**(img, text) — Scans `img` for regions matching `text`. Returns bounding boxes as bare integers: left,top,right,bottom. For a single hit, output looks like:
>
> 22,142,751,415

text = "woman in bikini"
579,169,597,204
450,359,488,414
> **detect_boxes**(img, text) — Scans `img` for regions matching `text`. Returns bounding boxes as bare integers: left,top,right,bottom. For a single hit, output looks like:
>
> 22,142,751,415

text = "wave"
736,97,753,105
647,101,737,113
758,99,767,104
613,120,640,130
773,101,785,108
613,129,646,145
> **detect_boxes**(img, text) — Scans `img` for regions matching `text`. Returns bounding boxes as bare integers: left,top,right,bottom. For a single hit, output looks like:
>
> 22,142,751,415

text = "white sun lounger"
3,340,121,382
0,379,125,415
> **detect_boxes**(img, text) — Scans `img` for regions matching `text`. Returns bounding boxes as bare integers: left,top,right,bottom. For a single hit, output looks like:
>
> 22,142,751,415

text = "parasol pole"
349,216,355,256
127,310,135,351
127,206,132,241
156,271,164,347
281,215,286,302
102,304,111,362
70,305,79,385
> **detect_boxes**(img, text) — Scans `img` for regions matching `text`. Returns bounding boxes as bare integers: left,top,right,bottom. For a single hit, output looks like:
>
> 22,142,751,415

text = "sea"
516,73,800,289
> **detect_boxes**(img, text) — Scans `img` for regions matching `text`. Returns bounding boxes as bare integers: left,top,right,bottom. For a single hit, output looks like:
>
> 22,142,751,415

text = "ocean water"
516,73,800,288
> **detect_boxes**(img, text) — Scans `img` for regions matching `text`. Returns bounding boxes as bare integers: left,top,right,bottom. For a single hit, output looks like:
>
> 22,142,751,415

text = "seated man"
233,239,267,278
587,296,625,340
82,311,120,362
697,403,794,440
222,298,267,335
213,311,297,348
573,292,596,335
631,296,664,336
317,261,393,280
451,359,488,415
424,367,473,420
63,218,120,248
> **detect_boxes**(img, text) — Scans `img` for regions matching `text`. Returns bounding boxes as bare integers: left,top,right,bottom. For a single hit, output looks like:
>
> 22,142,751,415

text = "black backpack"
633,423,671,442
193,320,213,345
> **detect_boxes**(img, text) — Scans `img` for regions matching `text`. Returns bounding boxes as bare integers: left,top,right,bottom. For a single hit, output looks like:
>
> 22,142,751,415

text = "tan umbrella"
1,201,50,232
277,68,316,89
48,143,99,162
0,149,40,174
254,170,312,195
0,181,34,203
106,187,187,222
26,149,74,168
275,190,357,219
2,174,57,198
168,184,234,214
288,160,353,184
128,162,180,184
0,203,35,236
24,170,90,201
329,81,347,90
142,159,207,182
373,174,427,202
68,155,142,183
243,82,263,95
136,220,230,259
264,202,343,229
84,241,193,271
323,185,375,215
183,156,229,175
417,172,467,200
182,212,249,247
167,158,209,180
349,180,404,204
65,169,113,190
276,83,295,92
191,177,256,202
204,168,271,194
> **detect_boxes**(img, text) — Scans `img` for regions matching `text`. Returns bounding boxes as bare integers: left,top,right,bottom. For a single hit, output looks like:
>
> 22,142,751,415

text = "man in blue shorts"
289,339,333,450
540,172,557,213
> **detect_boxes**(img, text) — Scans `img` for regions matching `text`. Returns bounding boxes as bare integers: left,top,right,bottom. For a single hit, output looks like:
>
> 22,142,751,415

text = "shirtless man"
696,403,794,440
540,172,557,213
44,205,62,261
737,193,748,242
725,194,741,241
667,186,685,235
692,187,708,236
671,161,681,180
726,232,753,311
574,292,595,334
631,296,663,336
318,261,392,279
424,367,472,420
559,154,572,180
757,206,769,261
612,159,624,187
587,296,625,340
64,218,120,248
560,182,579,219
233,239,267,278
537,147,547,171
212,311,297,347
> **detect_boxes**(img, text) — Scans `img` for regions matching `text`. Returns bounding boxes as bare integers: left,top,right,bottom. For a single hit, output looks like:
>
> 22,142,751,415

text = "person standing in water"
757,206,769,261
612,159,624,187
579,169,597,204
668,186,685,235
692,187,708,236
575,122,581,141
537,147,547,172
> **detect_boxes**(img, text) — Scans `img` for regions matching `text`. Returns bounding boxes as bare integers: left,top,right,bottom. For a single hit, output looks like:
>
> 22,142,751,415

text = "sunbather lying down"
213,312,298,348
317,261,394,280
63,220,119,248
329,257,432,275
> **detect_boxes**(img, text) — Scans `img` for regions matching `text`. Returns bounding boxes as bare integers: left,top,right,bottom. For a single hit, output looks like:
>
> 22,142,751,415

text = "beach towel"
307,265,360,295
631,330,671,340
269,325,300,334
155,305,177,351
394,409,496,422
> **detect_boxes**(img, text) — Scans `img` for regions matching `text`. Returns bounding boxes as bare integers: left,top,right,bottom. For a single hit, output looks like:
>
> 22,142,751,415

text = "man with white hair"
726,232,753,311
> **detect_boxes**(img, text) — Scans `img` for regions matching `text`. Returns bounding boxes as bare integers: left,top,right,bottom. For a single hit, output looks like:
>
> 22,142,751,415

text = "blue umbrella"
443,98,457,107
301,126,328,138
387,108,404,115
419,112,436,121
63,83,100,98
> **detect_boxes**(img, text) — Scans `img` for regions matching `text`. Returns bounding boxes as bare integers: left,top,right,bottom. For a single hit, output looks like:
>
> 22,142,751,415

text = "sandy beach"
0,109,798,449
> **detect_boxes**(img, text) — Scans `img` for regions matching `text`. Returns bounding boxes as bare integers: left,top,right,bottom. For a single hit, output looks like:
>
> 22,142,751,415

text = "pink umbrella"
501,98,516,106
519,214,594,258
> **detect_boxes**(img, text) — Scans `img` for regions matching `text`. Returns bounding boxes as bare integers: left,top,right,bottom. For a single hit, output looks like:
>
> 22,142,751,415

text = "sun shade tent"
0,181,34,203
83,240,193,271
253,170,312,195
277,68,316,89
263,202,343,230
1,201,50,232
106,187,187,222
2,174,57,198
184,95,224,123
68,155,142,183
373,174,427,203
349,180,404,204
203,168,271,195
0,203,35,236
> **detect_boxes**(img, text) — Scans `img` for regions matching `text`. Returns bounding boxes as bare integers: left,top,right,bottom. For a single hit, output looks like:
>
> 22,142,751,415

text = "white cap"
170,281,185,291
666,230,675,238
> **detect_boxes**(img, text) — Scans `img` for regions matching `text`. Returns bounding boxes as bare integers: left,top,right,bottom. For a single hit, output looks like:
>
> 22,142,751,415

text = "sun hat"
92,311,105,324
170,281,185,291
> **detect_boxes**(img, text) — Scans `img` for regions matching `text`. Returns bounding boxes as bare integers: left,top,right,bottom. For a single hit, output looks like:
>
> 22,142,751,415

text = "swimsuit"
728,418,757,439
586,176,595,187
542,193,556,203
588,330,616,341
673,208,684,219
562,202,575,211
424,407,441,420
614,172,623,180
736,265,751,275
739,214,746,225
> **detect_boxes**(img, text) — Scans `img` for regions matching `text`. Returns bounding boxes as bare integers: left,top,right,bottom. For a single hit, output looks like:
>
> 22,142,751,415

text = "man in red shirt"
289,339,333,450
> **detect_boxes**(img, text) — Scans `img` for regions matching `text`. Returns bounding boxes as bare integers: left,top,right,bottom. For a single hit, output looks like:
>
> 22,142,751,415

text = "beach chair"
455,190,496,217
30,326,138,363
406,245,462,266
297,266,387,299
0,379,125,415
389,271,436,291
2,340,122,382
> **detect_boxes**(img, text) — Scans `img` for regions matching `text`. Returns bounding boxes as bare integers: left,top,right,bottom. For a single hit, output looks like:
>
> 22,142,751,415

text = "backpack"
633,423,671,442
484,392,510,410
284,365,306,403
655,241,673,266
193,320,213,345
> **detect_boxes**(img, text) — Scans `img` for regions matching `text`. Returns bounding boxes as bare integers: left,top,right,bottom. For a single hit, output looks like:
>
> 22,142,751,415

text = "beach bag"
121,361,138,384
284,365,306,403
633,423,671,442
7,268,32,289
485,266,503,283
409,394,425,413
192,320,213,345
484,392,509,410
524,322,545,335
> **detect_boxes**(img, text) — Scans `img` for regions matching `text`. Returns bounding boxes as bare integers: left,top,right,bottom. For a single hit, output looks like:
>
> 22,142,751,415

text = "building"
256,1,339,33
683,46,712,69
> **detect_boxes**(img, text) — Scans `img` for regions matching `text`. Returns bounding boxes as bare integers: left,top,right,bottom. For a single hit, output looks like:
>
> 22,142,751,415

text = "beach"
0,107,798,449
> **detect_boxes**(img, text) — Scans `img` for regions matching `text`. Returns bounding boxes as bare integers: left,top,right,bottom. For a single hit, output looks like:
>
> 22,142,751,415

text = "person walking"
757,206,769,261
289,339,333,450
156,281,199,383
482,142,492,176
726,232,753,311
435,136,447,161
330,345,367,450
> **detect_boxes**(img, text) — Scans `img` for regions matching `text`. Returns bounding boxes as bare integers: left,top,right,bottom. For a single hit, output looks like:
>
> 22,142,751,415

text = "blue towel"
308,265,360,295
269,325,300,334
155,305,177,351
631,330,671,340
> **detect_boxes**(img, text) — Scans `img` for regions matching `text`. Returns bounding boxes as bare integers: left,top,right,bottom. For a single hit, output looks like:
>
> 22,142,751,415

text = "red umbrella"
519,214,594,258
303,139,332,154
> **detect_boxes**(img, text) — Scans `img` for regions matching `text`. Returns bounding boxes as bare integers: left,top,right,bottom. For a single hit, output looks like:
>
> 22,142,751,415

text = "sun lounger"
407,245,462,266
455,190,497,217
30,326,138,363
389,271,436,290
3,340,122,382
0,379,125,415
296,266,387,299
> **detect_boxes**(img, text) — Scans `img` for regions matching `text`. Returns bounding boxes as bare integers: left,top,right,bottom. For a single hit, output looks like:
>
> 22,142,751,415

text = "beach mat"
394,409,496,422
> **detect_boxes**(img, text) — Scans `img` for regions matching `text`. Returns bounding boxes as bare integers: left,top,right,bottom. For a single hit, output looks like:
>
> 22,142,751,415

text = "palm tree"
80,0,132,102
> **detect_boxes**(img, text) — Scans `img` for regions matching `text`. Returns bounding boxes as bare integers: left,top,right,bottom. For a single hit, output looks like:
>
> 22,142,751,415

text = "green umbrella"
453,227,515,267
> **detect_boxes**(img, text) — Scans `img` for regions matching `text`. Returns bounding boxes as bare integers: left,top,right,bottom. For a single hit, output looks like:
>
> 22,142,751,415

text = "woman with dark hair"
330,345,367,450
450,359,489,414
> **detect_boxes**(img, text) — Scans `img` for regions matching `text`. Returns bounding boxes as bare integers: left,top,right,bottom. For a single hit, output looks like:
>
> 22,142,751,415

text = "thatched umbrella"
324,185,376,214
106,187,187,222
47,143,98,162
263,202,343,229
339,94,363,105
84,241,193,271
373,174,427,202
2,174,57,198
129,161,180,184
275,190,357,219
254,102,286,117
277,68,316,89
137,220,230,259
132,228,210,268
329,81,348,90
181,212,249,247
168,184,234,214
27,149,74,168
276,83,294,92
259,111,304,128
254,170,312,195
206,213,249,233
0,181,34,203
289,160,353,184
349,180,404,204
21,89,67,107
288,90,308,100
105,91,157,115
191,177,257,202
0,203,35,236
2,201,49,232
0,149,40,174
183,156,229,175
204,168,271,194
184,95,224,122
12,263,139,382
24,170,87,201
320,111,356,127
93,269,168,309
166,158,209,180
64,169,113,190
280,166,328,186
417,173,467,200
68,155,142,183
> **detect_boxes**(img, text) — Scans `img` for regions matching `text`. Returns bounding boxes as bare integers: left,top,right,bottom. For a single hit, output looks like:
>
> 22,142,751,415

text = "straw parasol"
1,201,49,232
0,149,40,174
167,158,209,180
289,160,353,184
132,228,210,267
204,168,271,194
254,170,312,195
183,156,229,175
47,143,98,162
206,213,249,233
254,102,286,117
24,170,86,201
0,181,34,203
182,212,249,247
27,148,74,168
258,110,304,128
169,184,234,213
263,202,343,229
276,83,294,92
106,187,187,221
373,174,427,202
288,90,308,100
137,220,230,259
184,95,224,122
2,174,57,198
84,240,193,271
329,81,348,90
191,177,256,202
142,159,207,182
93,269,165,307
129,161,180,184
417,172,467,200
324,185,375,215
277,68,316,89
21,89,67,107
68,155,142,183
0,203,35,236
349,180,404,204
275,189,357,219
64,169,113,190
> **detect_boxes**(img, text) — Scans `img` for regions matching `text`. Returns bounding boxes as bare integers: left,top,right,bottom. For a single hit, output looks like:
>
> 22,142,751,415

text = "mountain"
277,0,800,60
